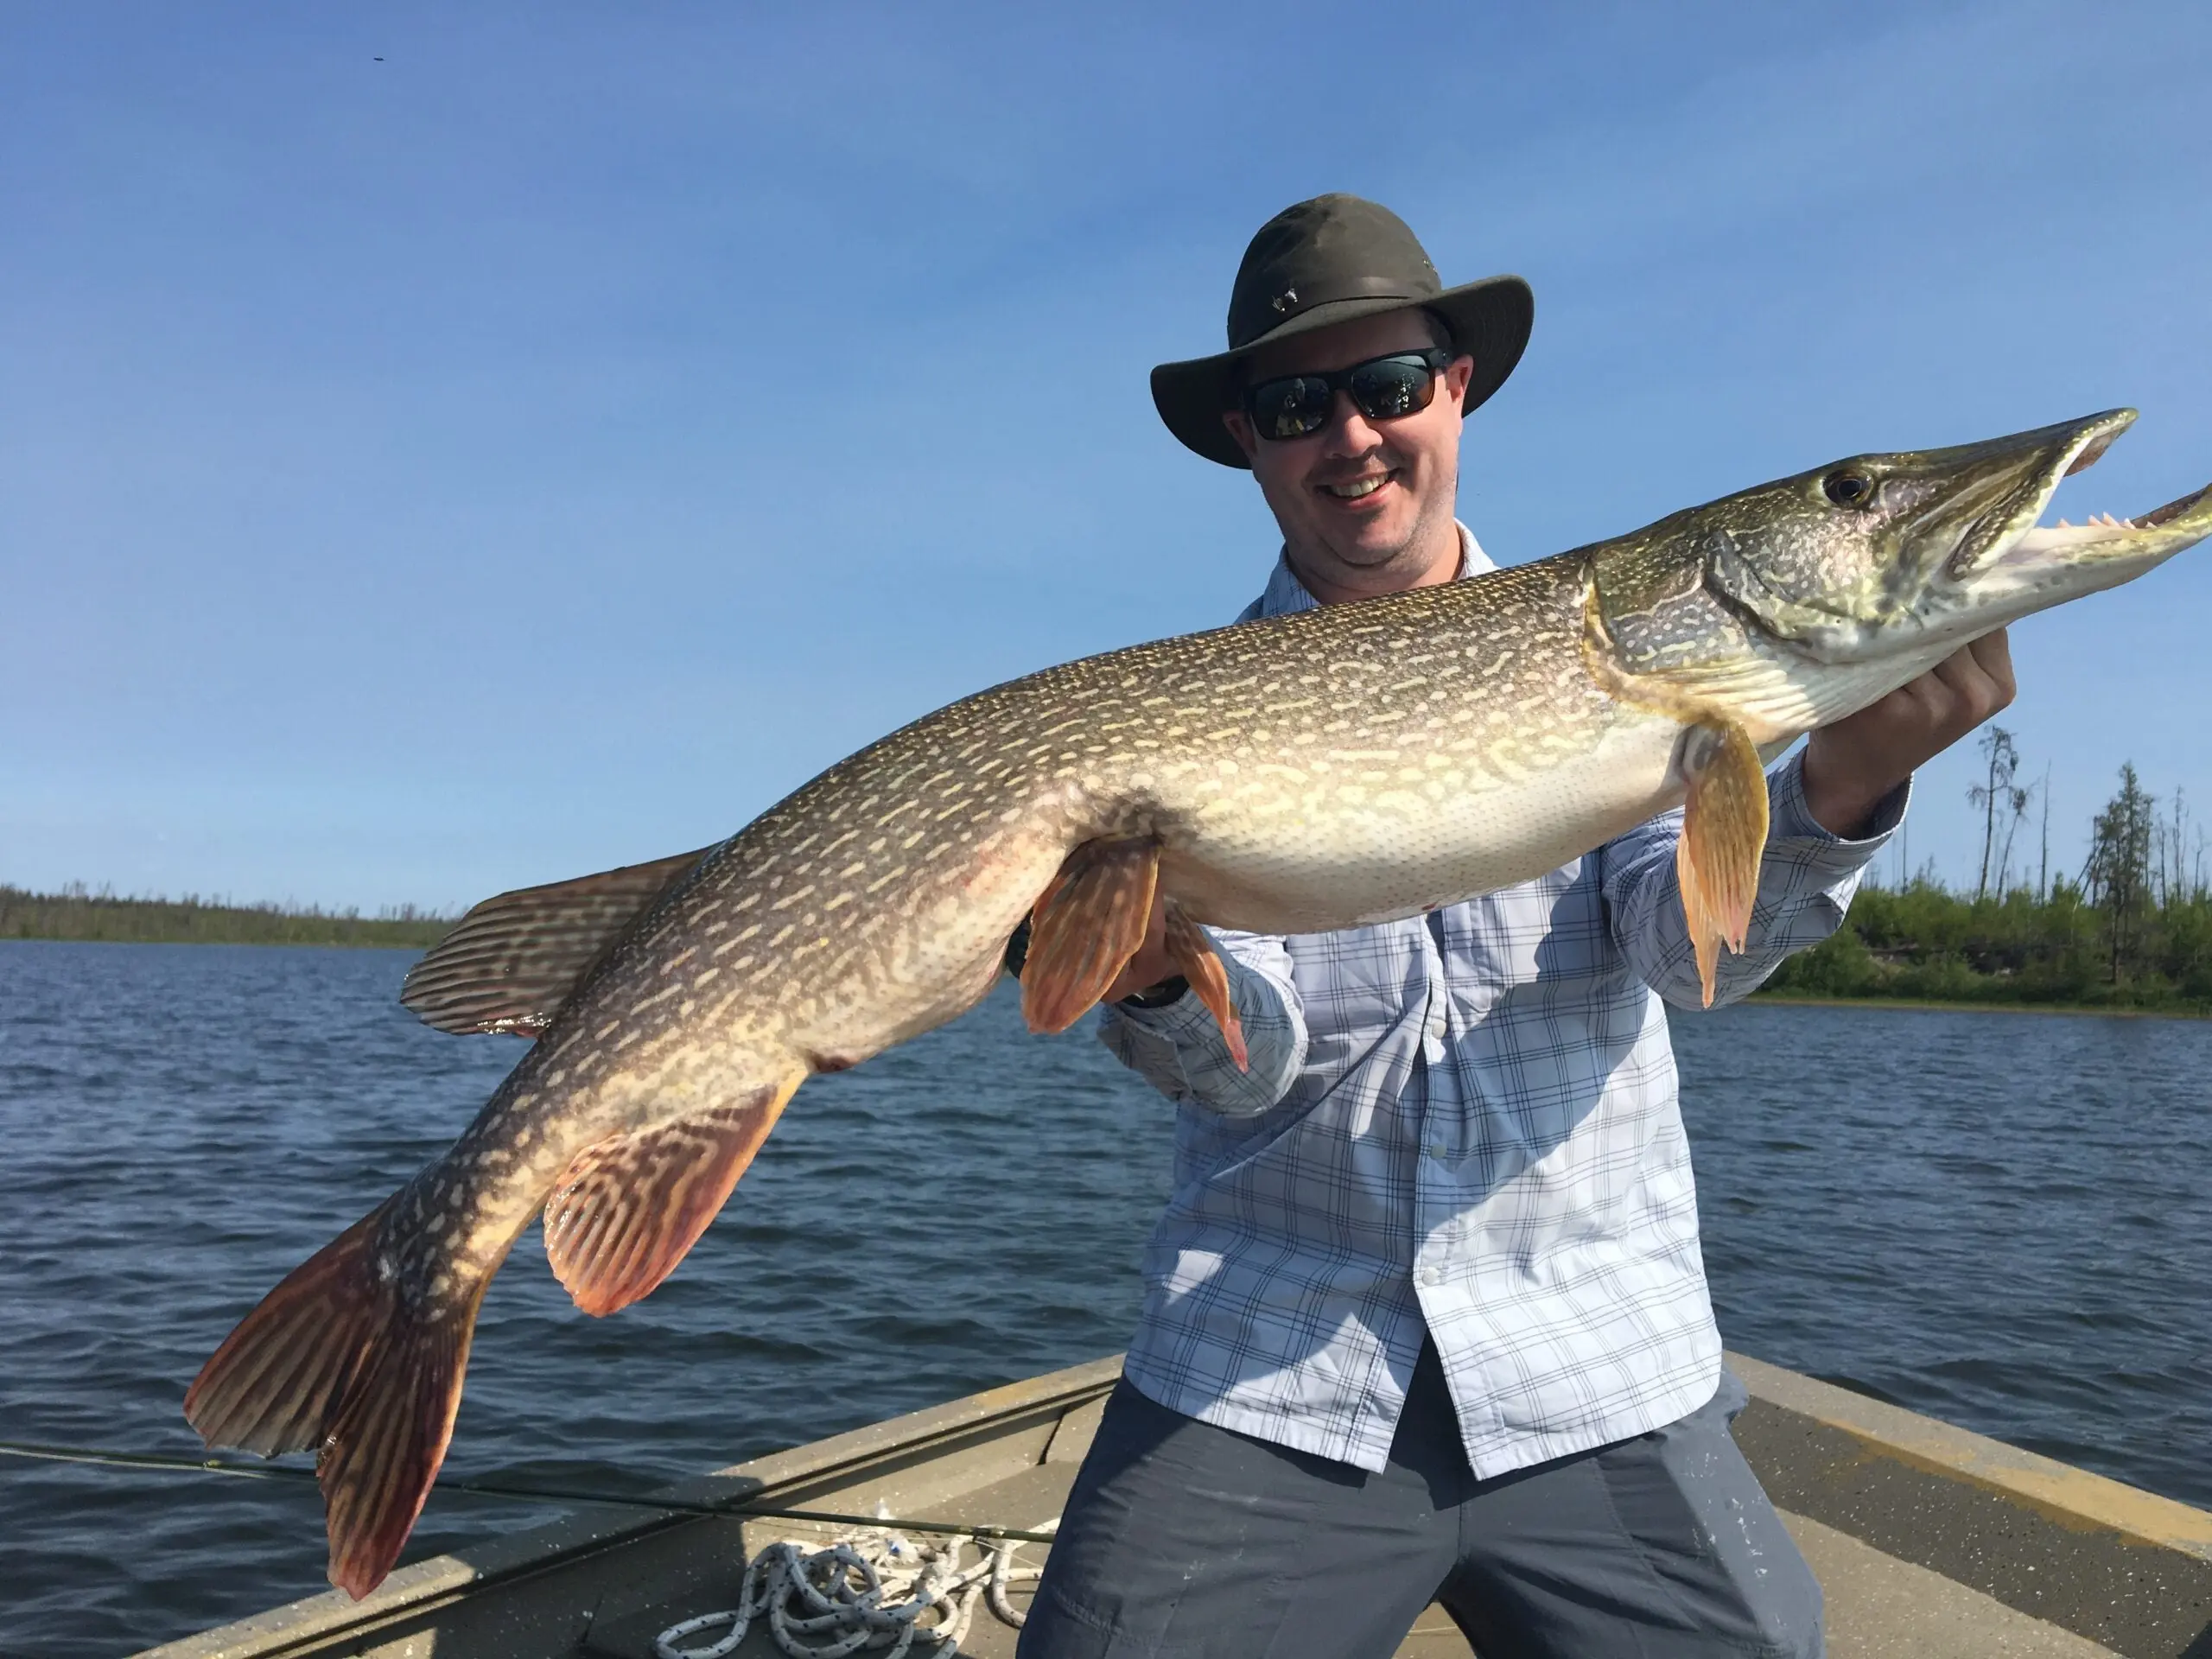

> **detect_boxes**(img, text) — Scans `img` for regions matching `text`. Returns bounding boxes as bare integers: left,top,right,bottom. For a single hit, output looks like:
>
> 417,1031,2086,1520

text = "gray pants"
1018,1345,1822,1659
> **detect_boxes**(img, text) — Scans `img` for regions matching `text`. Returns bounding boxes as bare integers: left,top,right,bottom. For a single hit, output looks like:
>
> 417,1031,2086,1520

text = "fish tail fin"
317,1276,487,1599
184,1195,487,1599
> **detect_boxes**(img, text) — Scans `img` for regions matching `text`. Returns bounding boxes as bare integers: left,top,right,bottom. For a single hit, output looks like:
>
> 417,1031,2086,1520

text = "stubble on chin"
1297,486,1457,596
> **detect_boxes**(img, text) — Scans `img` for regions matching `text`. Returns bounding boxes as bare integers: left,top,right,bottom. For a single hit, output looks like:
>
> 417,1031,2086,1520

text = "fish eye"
1822,471,1876,509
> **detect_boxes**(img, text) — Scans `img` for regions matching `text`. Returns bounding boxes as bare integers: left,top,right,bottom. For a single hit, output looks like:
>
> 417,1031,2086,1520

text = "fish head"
1697,407,2210,666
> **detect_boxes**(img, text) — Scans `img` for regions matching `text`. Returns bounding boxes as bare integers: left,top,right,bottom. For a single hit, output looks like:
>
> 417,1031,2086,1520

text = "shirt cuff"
1110,983,1218,1040
1768,750,1909,852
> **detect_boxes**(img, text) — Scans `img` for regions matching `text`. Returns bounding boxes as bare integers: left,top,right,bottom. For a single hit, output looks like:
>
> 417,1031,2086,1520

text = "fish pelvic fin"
401,845,719,1037
1021,836,1160,1036
1164,901,1248,1071
184,1194,486,1599
543,1068,805,1318
1676,721,1770,1007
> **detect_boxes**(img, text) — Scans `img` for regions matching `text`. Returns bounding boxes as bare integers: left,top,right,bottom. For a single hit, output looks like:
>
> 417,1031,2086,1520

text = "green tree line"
1762,741,2211,1014
0,883,453,949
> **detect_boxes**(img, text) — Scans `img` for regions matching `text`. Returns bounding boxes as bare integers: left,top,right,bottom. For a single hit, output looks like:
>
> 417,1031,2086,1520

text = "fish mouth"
1925,408,2212,622
1992,479,2212,569
1942,408,2138,579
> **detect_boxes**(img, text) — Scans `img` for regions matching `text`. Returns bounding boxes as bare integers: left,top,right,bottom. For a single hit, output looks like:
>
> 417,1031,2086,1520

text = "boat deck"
147,1353,2212,1659
567,1456,2123,1657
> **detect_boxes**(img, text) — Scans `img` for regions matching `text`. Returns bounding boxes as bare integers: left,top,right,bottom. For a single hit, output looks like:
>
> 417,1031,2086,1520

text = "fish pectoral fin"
401,844,720,1037
1676,721,1770,1008
543,1071,803,1319
1021,837,1160,1036
184,1193,485,1600
1164,902,1248,1071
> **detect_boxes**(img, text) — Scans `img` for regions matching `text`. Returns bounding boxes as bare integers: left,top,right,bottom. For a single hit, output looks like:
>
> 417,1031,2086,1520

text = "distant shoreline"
1747,989,2209,1021
0,886,451,950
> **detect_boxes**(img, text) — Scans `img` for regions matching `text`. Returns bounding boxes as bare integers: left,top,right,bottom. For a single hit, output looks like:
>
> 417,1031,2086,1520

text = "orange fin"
1021,837,1160,1036
1164,902,1247,1071
185,1200,397,1459
401,845,717,1036
184,1194,486,1599
317,1276,486,1599
543,1072,803,1318
1676,721,1770,1007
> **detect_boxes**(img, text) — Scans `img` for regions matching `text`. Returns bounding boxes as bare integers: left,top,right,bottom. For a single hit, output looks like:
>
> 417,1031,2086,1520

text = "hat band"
1232,273,1436,347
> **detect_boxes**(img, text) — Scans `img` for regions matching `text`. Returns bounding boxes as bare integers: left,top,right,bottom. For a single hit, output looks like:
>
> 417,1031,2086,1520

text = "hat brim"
1149,274,1534,469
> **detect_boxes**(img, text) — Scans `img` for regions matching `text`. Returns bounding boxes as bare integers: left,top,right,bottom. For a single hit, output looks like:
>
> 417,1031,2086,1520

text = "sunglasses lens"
1247,374,1333,440
1347,356,1439,422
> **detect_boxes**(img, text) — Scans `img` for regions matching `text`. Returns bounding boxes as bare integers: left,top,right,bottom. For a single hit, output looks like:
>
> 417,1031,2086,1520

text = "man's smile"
1318,469,1400,502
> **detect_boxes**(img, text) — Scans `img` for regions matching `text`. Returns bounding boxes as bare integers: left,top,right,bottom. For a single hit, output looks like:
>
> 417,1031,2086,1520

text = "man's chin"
1319,525,1420,571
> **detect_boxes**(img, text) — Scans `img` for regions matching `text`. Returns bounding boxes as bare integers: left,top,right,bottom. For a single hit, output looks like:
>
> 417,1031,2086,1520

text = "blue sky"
4,2,2209,911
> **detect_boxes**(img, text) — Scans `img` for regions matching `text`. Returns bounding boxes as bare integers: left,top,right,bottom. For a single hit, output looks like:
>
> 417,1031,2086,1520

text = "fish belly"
1161,711,1683,934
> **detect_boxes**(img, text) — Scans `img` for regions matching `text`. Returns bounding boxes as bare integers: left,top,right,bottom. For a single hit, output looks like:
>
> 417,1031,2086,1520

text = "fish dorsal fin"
400,846,717,1036
1676,721,1769,1007
543,1071,804,1318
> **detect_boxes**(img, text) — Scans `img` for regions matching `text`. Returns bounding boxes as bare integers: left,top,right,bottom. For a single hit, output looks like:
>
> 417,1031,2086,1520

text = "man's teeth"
1325,475,1389,499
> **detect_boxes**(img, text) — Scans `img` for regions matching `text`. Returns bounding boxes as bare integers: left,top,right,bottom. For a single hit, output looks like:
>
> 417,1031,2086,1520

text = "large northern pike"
188,410,2209,1596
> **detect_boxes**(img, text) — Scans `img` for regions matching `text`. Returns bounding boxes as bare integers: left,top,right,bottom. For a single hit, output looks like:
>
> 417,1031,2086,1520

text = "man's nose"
1320,388,1384,454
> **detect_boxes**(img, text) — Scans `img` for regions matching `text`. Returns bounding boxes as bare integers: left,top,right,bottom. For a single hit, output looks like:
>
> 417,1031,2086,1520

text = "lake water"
3,940,2208,1657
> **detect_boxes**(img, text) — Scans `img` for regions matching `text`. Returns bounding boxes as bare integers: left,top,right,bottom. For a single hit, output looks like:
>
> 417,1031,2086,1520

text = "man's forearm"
1098,933,1306,1117
1604,753,1903,1009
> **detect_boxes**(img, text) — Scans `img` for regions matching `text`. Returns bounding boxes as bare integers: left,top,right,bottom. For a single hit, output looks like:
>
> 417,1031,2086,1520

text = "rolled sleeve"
1096,928,1306,1117
1601,748,1905,1010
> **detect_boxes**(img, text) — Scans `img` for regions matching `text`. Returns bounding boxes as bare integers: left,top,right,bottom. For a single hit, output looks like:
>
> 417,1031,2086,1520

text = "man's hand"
1801,629,2016,838
1104,891,1177,1002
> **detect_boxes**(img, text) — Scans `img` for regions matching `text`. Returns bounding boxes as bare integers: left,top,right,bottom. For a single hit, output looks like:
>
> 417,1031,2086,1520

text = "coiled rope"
655,1525,1046,1659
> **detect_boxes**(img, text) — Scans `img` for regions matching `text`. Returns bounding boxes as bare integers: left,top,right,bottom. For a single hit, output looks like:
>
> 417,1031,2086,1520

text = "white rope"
655,1526,1042,1659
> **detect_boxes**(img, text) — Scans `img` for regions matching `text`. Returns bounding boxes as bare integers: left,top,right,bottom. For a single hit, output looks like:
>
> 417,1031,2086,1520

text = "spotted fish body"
186,410,2211,1597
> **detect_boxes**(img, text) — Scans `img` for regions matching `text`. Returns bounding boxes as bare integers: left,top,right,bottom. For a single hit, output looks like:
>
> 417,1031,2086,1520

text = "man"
1014,196,2014,1658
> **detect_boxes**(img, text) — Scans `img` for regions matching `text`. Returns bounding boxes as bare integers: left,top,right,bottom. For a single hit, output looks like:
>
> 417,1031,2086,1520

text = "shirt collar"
1247,523,1495,620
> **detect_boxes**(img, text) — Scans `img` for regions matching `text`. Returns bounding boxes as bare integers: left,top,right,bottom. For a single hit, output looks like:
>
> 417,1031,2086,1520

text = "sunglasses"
1240,348,1453,442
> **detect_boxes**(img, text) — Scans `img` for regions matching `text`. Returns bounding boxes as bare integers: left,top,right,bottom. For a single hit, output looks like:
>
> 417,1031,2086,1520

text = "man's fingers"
1967,627,2017,702
1925,632,2015,728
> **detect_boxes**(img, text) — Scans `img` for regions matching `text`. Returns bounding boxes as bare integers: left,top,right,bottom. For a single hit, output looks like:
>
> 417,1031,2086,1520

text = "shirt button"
1418,1264,1444,1287
1423,1143,1445,1160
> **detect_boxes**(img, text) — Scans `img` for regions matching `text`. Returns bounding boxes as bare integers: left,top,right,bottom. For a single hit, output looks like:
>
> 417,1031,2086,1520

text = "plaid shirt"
1101,528,1902,1478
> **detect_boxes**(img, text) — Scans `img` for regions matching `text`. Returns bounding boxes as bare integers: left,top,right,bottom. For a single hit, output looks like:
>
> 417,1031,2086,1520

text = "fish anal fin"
401,845,719,1037
1022,837,1160,1036
1676,721,1770,1007
1164,902,1247,1071
543,1071,803,1319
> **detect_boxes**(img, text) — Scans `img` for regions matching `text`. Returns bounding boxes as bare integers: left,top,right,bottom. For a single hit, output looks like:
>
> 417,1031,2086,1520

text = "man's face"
1222,311,1476,601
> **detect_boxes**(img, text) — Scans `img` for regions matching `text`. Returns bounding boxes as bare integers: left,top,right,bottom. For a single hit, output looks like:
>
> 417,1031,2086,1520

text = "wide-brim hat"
1151,194,1534,469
